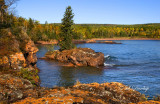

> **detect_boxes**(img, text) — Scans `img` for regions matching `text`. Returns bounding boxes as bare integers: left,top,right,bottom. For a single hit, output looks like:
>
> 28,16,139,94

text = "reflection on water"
38,59,103,87
58,66,103,87
58,67,75,87
37,40,160,99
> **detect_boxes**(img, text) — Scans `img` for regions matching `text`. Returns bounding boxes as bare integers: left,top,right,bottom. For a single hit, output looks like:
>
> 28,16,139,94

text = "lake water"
36,40,160,99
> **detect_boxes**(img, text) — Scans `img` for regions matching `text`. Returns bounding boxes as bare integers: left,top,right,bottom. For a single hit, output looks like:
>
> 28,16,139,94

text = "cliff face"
0,28,39,103
0,29,26,70
0,28,38,70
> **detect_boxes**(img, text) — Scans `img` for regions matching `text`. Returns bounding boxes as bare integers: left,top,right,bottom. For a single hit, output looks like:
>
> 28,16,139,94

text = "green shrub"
18,68,39,85
153,95,160,101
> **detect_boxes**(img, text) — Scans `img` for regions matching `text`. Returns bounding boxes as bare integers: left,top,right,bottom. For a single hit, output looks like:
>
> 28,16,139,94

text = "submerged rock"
45,48,104,67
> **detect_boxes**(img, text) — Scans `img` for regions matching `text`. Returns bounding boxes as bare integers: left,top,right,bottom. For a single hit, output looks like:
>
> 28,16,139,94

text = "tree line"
1,0,160,42
3,16,160,42
5,16,160,41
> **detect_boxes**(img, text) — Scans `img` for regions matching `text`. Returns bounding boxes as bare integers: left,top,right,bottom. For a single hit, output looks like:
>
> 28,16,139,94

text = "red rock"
23,40,38,67
45,48,104,67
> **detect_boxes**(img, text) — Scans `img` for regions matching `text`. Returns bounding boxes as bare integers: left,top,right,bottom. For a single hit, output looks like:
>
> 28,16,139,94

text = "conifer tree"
58,6,74,50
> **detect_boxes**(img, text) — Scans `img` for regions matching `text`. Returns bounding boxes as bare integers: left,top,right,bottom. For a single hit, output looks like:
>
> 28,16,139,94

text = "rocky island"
45,48,104,67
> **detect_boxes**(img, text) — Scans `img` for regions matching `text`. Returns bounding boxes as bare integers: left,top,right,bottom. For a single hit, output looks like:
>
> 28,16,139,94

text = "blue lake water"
36,40,160,99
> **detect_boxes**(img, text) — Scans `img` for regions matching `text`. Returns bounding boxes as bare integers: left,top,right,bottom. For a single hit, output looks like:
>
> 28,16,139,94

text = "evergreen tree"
58,6,74,50
28,18,34,31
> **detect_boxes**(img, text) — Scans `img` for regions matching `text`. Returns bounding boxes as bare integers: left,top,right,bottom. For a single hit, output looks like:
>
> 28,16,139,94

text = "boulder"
45,48,104,67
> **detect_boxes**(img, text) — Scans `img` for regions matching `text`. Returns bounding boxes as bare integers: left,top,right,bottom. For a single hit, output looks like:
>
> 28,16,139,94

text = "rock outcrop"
0,74,33,103
0,28,38,70
15,27,39,68
0,29,26,70
45,48,104,67
14,82,145,104
97,40,121,44
0,28,40,103
36,40,58,45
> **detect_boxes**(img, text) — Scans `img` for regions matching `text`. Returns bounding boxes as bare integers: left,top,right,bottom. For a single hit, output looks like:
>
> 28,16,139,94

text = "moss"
17,68,39,85
153,95,160,101
139,94,148,101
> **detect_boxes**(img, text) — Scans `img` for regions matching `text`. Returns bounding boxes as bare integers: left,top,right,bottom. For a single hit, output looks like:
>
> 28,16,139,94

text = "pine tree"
28,18,34,31
58,6,75,50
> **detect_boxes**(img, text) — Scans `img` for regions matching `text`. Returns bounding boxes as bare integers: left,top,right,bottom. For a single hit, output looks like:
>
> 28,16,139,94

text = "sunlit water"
36,40,160,99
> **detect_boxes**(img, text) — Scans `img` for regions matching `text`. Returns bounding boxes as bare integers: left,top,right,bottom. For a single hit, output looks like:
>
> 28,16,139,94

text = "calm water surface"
37,40,160,99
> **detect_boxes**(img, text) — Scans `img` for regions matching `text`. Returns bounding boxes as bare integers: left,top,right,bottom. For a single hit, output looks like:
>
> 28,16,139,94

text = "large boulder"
45,48,104,67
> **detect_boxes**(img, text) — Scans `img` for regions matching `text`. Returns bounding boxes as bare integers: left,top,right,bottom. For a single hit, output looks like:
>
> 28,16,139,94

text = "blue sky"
16,0,160,24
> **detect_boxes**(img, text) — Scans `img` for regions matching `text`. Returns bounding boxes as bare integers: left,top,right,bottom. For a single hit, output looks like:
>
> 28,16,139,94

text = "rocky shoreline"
13,82,145,104
0,28,160,103
36,39,122,45
0,28,40,103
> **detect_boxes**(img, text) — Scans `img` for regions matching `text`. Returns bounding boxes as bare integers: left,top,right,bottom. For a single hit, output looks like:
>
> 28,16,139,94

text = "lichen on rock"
0,27,38,70
0,28,40,103
14,82,146,104
45,48,104,67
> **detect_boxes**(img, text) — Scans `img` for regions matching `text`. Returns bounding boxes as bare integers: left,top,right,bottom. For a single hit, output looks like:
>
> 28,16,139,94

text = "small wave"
104,55,117,60
104,55,110,58
104,63,115,67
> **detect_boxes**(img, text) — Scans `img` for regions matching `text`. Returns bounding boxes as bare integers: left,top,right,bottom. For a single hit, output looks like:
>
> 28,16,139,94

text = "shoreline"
88,37,160,40
36,38,160,45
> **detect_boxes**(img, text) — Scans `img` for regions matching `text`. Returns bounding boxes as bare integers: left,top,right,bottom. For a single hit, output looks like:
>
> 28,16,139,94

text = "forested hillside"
1,0,160,42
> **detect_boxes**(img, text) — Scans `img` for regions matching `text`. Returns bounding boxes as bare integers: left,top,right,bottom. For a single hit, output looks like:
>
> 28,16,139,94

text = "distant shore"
36,37,160,45
90,37,160,40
